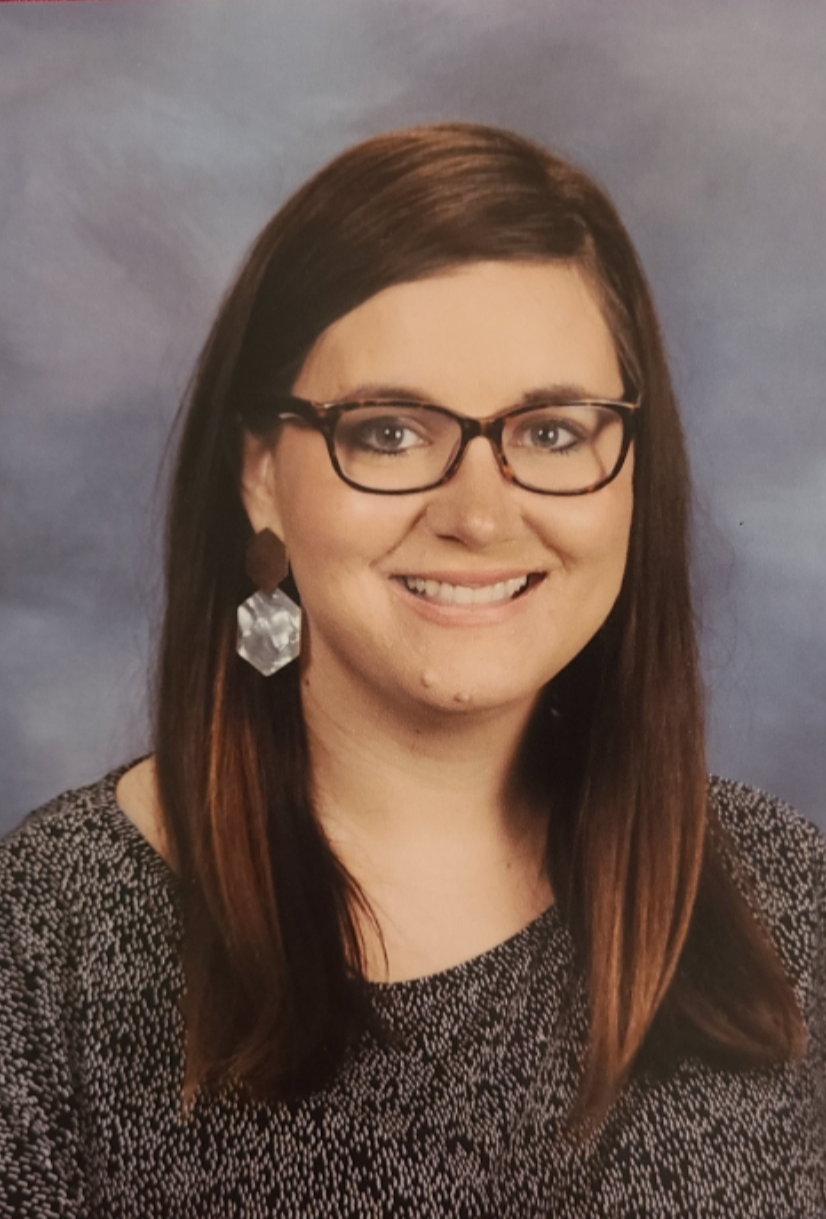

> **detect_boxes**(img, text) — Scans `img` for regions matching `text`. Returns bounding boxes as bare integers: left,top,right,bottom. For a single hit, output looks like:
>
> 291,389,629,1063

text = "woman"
1,123,823,1216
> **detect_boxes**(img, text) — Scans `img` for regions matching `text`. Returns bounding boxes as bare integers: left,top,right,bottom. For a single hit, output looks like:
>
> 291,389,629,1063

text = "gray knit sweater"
1,769,824,1216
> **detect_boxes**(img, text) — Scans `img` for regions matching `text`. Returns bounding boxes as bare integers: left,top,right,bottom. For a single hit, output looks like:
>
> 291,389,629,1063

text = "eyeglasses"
263,394,639,496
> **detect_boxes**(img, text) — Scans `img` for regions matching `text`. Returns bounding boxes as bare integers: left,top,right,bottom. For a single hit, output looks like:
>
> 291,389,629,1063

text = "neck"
301,658,544,863
300,656,554,982
307,672,540,833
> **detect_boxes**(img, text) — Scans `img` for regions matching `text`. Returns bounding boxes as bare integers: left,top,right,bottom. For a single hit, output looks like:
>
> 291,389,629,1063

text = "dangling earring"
236,528,302,676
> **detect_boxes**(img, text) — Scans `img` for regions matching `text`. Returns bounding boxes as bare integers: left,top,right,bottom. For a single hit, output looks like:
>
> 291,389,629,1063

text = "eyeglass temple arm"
270,395,323,424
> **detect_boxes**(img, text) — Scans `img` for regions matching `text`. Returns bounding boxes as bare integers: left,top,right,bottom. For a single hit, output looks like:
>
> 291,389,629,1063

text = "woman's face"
242,260,634,720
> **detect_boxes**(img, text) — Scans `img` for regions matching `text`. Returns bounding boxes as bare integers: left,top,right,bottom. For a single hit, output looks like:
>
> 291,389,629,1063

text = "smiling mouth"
398,573,543,606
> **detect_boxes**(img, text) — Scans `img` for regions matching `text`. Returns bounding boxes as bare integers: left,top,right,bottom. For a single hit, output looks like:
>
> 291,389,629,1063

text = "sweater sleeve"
0,830,86,1218
712,778,826,1198
808,816,826,1174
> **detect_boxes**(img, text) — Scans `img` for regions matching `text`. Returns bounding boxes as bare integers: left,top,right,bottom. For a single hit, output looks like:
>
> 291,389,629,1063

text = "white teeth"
402,575,530,605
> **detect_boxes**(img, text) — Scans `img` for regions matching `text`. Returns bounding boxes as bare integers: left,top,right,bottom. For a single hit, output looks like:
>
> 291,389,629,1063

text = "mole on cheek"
420,671,437,689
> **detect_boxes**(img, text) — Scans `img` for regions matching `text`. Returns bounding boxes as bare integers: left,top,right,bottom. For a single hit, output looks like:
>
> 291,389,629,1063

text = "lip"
389,570,546,625
391,569,542,587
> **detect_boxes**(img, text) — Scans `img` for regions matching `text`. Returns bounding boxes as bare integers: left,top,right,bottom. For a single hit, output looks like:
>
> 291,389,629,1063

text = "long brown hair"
155,122,803,1123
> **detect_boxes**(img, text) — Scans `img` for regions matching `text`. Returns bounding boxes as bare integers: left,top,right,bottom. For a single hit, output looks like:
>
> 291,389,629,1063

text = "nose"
424,435,523,549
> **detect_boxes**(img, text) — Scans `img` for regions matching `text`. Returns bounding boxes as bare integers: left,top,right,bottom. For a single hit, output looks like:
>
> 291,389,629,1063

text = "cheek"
272,433,413,584
536,476,633,582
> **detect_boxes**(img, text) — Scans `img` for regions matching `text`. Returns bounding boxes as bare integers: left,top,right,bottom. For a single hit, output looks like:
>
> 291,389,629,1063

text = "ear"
239,431,286,539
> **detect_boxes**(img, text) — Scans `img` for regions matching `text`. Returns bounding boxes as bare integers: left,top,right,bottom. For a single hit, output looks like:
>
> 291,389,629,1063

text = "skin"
120,260,634,981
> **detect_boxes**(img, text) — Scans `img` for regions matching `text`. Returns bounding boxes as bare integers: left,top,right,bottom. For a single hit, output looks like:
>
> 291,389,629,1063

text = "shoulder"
709,776,825,1003
4,767,132,885
709,775,825,894
0,766,180,1059
0,771,182,1209
1,766,176,947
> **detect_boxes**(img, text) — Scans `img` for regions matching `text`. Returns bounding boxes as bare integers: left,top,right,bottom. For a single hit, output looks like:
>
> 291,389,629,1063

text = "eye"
354,419,424,453
509,415,584,454
336,407,437,457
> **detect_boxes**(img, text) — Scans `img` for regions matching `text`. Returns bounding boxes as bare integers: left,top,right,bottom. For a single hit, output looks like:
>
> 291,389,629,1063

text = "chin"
406,670,544,716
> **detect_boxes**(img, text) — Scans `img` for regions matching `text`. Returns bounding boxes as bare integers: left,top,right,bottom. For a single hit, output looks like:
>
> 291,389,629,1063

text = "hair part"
155,122,804,1128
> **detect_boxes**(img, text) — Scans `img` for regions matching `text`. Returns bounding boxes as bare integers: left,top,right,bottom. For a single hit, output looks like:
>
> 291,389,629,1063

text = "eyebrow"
323,381,621,406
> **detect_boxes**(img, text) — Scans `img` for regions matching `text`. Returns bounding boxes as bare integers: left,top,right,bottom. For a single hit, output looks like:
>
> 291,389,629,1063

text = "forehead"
293,260,624,410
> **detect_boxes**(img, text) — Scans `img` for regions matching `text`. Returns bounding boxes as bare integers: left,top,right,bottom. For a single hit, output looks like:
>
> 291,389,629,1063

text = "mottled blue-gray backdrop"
1,0,824,833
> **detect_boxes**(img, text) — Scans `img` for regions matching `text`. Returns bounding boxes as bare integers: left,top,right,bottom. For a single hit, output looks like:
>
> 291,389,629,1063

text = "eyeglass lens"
333,403,626,493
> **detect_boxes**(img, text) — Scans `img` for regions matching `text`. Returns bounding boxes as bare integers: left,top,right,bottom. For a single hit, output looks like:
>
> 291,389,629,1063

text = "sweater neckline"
100,762,562,994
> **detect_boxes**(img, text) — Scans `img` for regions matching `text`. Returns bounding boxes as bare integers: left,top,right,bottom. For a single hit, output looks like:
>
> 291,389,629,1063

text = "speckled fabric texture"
0,769,824,1216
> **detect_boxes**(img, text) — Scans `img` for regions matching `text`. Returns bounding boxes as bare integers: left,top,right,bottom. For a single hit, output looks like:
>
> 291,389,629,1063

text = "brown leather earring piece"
246,528,289,594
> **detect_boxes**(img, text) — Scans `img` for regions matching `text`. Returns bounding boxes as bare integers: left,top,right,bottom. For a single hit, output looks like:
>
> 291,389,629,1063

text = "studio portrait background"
1,0,824,834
